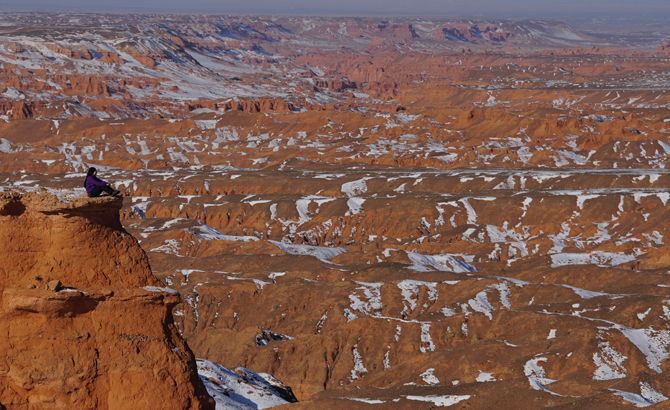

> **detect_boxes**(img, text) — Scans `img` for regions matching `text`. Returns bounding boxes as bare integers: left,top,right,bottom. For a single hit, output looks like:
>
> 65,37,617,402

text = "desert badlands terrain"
1,12,670,409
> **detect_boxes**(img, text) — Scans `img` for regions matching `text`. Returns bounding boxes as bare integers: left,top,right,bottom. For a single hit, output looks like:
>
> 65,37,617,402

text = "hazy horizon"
1,0,669,18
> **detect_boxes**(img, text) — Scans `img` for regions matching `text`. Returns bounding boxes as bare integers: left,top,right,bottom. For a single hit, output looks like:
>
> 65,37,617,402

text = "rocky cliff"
0,191,214,410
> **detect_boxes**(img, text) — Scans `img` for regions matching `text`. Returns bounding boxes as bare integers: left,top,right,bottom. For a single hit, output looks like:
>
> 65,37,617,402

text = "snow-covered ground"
197,359,295,410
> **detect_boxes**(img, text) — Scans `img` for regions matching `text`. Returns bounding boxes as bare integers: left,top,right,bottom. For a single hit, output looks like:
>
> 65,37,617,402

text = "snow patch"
404,395,470,407
550,251,637,268
341,178,370,197
270,240,346,262
420,368,440,385
188,222,259,242
197,359,294,410
406,251,479,273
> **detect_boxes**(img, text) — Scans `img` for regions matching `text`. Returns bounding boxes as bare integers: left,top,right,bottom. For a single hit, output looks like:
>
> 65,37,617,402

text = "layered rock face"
0,192,214,410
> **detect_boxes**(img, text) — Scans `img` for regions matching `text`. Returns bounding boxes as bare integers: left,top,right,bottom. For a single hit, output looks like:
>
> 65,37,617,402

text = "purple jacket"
85,175,108,194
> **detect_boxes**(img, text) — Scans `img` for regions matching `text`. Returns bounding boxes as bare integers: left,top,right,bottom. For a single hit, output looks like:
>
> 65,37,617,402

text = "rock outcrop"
0,191,214,410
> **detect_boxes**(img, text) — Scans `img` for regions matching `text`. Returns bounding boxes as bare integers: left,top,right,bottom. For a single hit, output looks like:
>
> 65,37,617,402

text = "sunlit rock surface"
0,192,215,409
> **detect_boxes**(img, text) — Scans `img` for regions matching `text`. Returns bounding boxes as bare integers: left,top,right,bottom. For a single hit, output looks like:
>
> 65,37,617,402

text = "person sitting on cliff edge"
84,167,121,198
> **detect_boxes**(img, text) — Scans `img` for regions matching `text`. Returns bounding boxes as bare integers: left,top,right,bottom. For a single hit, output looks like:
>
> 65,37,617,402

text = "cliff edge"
0,191,215,409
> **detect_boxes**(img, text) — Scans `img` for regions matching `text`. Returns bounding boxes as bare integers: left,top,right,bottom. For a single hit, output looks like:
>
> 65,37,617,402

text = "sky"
0,0,669,17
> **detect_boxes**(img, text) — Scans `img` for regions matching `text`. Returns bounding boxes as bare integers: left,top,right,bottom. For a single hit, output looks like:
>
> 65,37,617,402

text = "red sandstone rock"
132,53,158,68
0,192,215,410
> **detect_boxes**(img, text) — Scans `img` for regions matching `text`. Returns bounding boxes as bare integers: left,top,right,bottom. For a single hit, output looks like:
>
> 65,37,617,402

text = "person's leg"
90,186,103,197
100,186,116,196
